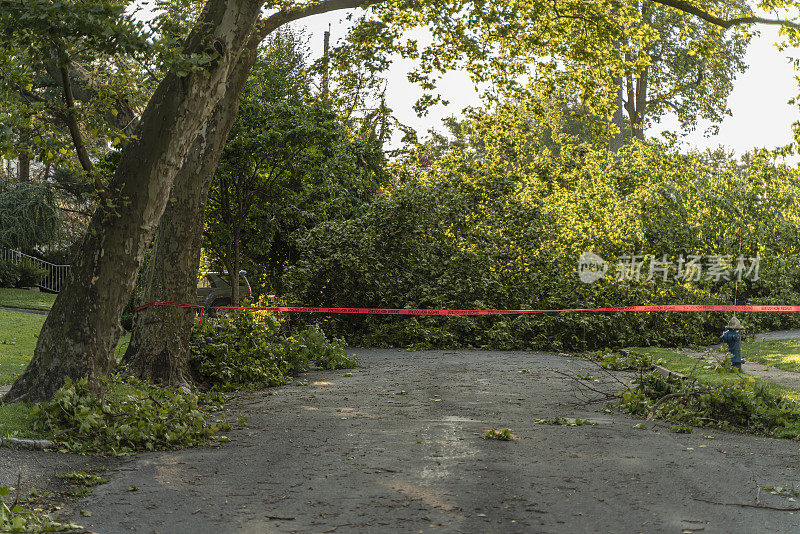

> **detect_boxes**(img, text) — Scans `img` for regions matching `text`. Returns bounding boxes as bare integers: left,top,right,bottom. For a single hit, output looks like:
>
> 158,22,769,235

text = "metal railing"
0,248,70,293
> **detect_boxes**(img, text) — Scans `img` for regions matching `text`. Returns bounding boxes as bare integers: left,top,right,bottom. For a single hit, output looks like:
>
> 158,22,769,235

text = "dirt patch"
743,362,800,391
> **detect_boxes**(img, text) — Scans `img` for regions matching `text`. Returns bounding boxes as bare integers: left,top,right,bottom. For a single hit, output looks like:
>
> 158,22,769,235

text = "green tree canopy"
0,0,150,182
204,29,389,298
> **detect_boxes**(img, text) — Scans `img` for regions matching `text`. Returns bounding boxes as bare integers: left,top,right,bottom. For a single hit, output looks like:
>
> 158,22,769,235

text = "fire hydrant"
721,316,744,370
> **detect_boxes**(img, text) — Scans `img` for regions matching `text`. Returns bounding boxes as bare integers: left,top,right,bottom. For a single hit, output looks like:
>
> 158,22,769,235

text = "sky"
652,25,800,158
292,12,800,159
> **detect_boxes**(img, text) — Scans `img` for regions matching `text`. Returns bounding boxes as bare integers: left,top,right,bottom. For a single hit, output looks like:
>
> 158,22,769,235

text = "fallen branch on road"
0,437,53,450
645,392,698,421
692,495,800,511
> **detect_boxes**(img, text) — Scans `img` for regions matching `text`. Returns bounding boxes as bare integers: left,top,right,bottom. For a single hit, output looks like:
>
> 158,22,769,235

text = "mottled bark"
121,43,259,386
4,0,265,404
121,0,378,386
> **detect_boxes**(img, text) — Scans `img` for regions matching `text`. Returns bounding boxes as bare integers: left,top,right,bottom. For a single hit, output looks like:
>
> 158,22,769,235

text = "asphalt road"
57,348,800,534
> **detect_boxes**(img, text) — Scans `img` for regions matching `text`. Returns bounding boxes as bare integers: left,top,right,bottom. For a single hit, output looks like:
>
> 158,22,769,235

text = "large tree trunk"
3,0,265,404
121,43,260,386
121,0,377,386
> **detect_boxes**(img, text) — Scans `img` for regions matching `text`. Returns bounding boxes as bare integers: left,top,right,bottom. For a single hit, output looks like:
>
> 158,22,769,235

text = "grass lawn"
629,346,800,403
740,339,800,374
0,310,46,386
0,288,56,311
0,309,130,439
0,309,130,386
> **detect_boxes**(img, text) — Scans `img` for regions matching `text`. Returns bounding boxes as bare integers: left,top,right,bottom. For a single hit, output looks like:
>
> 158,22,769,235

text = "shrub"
0,260,48,288
14,262,48,288
30,376,230,454
0,260,19,288
189,311,357,391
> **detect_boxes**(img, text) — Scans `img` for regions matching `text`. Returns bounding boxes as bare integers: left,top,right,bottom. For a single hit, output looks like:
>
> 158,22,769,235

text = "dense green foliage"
286,105,800,351
30,376,230,454
0,485,80,533
620,367,800,438
0,261,19,289
189,311,357,391
0,0,149,173
0,182,60,251
204,31,388,297
0,261,48,289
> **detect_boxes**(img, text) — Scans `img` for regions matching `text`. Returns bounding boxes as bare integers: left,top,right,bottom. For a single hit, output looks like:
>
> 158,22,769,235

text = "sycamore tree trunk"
3,0,265,404
625,71,647,142
121,42,260,386
120,0,377,386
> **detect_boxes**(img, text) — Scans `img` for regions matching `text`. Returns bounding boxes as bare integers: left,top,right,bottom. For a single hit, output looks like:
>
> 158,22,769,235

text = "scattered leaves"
533,417,598,426
483,428,514,441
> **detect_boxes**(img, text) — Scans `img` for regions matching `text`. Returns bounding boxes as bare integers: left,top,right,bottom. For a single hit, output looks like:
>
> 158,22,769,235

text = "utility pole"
322,27,330,104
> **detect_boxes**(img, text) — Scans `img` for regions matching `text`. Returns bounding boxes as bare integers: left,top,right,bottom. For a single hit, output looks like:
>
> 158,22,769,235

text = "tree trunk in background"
231,222,242,305
626,72,647,142
609,39,625,153
3,0,265,404
18,153,29,182
608,76,625,153
121,43,260,386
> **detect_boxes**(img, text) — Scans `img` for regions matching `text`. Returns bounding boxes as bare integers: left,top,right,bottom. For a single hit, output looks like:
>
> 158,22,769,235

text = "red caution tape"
135,301,800,316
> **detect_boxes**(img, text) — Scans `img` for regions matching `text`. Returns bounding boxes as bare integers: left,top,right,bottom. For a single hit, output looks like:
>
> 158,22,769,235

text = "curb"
0,306,48,315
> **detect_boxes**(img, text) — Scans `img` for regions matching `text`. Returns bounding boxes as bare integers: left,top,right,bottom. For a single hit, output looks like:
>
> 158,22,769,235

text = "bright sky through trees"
653,25,800,159
295,13,800,160
129,2,799,158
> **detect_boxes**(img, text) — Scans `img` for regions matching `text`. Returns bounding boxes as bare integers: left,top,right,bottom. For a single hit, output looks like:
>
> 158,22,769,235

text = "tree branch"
692,495,800,511
650,0,800,30
257,0,382,41
58,63,94,177
53,47,111,201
